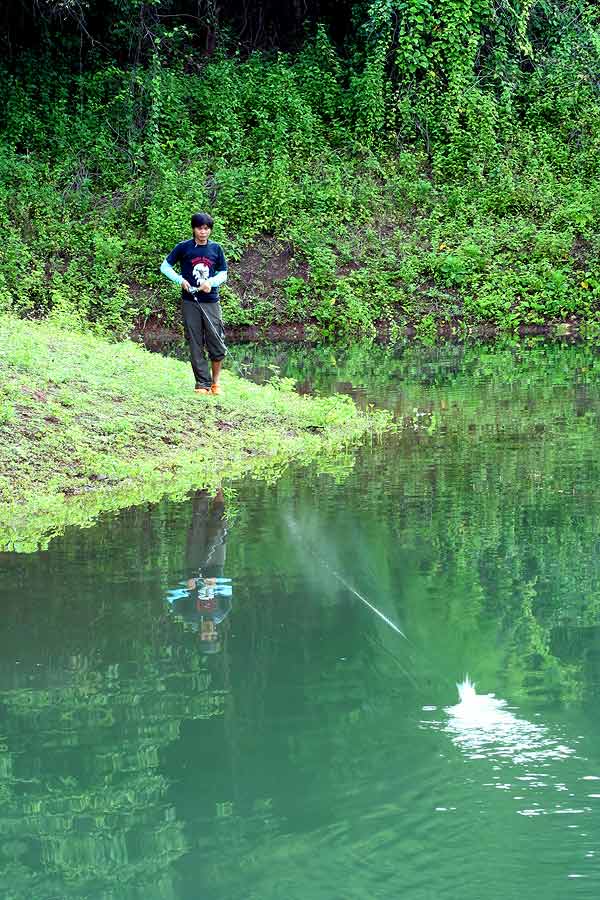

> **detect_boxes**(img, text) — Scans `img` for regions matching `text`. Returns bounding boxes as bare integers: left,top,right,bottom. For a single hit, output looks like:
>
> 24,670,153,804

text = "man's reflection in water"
167,488,232,653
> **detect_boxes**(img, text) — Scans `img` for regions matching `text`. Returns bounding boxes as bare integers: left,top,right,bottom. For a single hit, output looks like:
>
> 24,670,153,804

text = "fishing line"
286,515,408,640
188,286,225,345
187,286,246,378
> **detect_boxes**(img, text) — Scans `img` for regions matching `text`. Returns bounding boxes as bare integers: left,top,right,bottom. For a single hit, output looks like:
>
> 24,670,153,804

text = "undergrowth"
1,5,600,338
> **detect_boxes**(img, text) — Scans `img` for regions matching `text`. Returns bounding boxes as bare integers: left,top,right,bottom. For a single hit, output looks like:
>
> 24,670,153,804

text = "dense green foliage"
1,2,600,337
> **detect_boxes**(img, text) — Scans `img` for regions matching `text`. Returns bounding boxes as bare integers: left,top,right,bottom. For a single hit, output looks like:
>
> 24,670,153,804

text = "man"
160,212,228,395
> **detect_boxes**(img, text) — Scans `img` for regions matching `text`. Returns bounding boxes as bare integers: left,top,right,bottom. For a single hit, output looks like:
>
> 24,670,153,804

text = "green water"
3,339,600,899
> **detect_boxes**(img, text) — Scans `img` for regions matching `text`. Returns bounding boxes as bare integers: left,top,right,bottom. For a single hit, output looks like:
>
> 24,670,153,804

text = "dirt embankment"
136,233,590,347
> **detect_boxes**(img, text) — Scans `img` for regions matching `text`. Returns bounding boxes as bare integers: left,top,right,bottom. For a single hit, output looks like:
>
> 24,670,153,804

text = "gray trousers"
182,299,227,388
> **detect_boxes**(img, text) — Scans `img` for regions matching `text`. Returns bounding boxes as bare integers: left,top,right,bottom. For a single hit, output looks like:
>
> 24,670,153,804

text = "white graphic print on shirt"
192,257,211,286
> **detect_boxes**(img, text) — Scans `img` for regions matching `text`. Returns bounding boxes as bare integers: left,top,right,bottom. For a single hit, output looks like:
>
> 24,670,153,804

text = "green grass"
0,316,390,551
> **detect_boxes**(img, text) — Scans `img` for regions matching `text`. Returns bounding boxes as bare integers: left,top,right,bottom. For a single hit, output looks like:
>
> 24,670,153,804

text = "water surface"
3,339,600,899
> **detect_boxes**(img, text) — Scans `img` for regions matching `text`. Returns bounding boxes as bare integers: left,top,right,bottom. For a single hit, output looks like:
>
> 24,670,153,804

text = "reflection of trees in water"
229,337,600,705
0,640,228,898
0,500,231,899
187,353,600,893
4,342,600,893
165,565,406,900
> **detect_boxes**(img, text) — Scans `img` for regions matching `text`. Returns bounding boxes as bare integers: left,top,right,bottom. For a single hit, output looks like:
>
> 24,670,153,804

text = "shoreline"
136,319,585,350
0,317,390,553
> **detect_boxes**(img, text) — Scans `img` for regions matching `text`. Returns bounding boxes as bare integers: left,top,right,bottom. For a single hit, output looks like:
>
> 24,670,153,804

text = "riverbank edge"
0,317,391,553
138,318,587,349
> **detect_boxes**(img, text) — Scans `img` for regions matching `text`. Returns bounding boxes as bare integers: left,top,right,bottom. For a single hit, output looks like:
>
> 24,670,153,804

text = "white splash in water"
456,675,478,705
444,676,575,765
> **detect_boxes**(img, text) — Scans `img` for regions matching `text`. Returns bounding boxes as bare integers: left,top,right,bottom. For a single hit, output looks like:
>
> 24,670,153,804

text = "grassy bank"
0,317,390,552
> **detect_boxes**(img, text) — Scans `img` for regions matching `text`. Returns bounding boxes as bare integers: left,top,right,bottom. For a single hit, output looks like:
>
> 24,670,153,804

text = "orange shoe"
210,383,221,395
194,386,210,395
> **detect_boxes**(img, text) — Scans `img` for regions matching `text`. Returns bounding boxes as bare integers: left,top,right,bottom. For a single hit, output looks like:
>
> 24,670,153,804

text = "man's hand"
182,279,192,292
199,281,212,293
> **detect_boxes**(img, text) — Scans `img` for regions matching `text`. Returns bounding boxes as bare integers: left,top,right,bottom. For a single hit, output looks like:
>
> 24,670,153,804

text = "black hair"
191,212,214,229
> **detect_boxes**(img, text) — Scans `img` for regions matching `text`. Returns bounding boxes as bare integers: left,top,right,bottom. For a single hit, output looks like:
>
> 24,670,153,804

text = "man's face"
193,224,211,243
